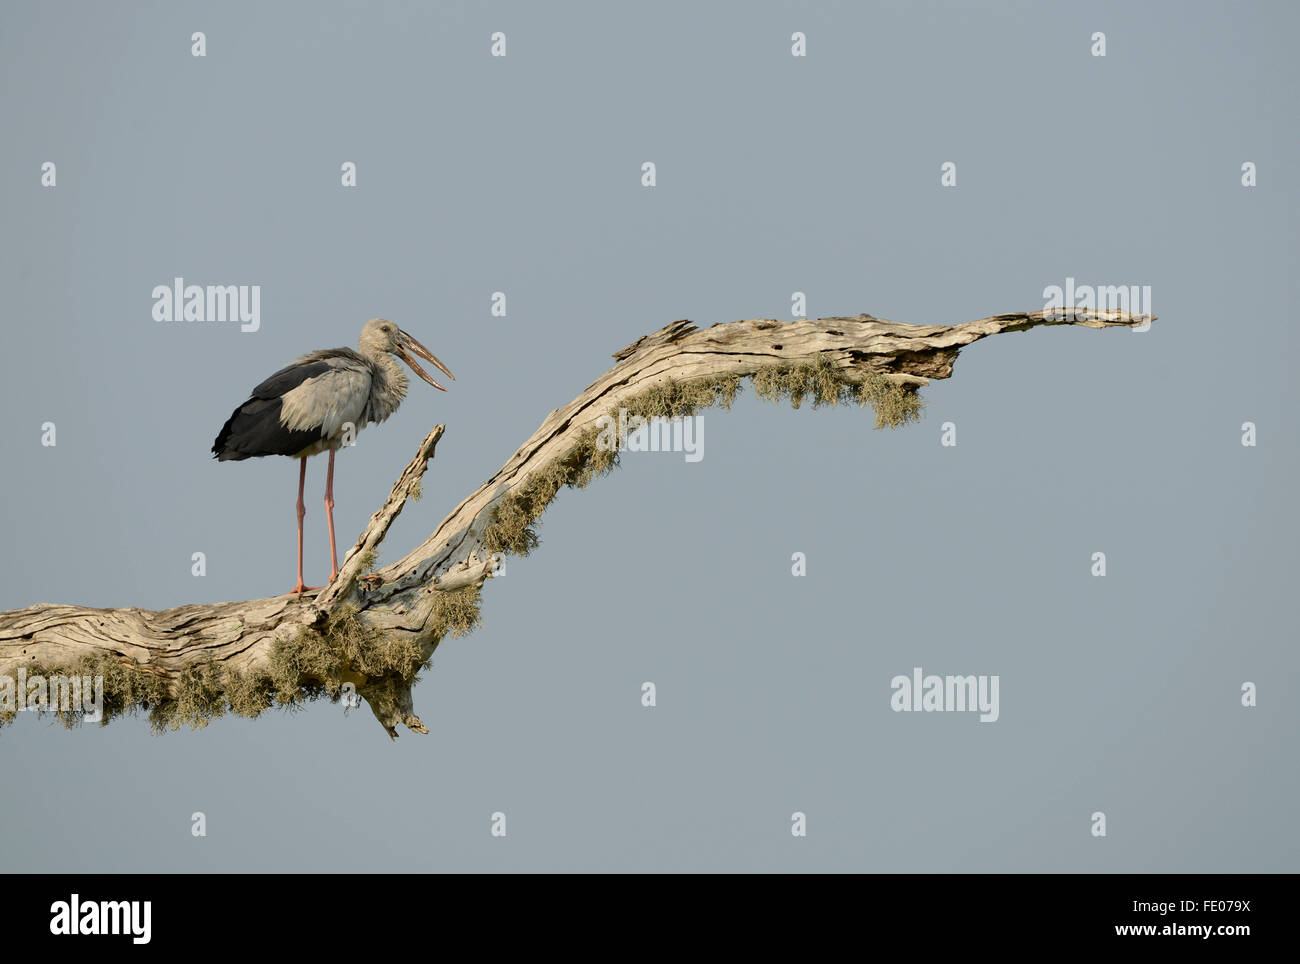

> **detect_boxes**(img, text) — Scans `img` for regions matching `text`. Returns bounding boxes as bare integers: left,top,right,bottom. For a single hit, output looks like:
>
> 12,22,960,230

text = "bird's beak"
396,329,455,392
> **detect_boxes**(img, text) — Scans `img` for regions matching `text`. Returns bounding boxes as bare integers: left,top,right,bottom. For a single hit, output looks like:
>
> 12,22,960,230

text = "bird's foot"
286,582,322,598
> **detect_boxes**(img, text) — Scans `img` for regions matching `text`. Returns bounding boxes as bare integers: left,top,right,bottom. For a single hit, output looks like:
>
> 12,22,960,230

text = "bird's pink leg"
288,457,319,596
324,448,339,583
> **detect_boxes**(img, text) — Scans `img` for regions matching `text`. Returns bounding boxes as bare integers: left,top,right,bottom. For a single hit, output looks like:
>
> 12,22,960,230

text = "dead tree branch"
0,308,1152,736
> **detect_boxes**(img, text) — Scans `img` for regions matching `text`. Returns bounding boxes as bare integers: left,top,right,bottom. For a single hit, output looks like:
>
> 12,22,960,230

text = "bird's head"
360,318,455,392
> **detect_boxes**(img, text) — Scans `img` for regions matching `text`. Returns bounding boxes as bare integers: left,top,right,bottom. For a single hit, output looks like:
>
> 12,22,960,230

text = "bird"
212,318,454,596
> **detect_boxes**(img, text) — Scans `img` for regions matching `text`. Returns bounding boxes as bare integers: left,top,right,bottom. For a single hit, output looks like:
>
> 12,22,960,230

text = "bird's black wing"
211,360,335,460
247,349,365,399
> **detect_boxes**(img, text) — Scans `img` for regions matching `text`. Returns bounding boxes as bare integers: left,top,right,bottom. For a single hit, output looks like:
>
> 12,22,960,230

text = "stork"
212,318,453,596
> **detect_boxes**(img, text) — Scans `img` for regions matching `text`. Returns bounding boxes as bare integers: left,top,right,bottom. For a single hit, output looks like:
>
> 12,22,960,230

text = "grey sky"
1,0,1296,871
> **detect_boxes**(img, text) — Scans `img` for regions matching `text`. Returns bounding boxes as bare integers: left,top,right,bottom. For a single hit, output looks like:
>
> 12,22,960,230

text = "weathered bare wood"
0,307,1152,736
321,423,445,606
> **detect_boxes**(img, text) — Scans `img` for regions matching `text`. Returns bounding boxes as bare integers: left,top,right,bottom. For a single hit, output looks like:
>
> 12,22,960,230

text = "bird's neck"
368,352,409,423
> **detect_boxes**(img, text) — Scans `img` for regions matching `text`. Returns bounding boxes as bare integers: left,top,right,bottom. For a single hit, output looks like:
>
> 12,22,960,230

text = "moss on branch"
481,360,922,558
0,586,482,733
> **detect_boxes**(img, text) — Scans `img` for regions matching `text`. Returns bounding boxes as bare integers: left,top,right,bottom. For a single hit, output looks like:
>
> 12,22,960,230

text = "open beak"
396,329,455,392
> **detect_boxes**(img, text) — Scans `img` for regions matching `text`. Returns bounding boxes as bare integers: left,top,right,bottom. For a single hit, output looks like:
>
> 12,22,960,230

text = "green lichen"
352,546,380,575
481,362,923,557
753,354,925,427
0,586,482,734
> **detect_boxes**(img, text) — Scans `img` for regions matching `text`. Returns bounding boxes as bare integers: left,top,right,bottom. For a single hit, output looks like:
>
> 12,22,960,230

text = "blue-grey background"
1,0,1295,872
